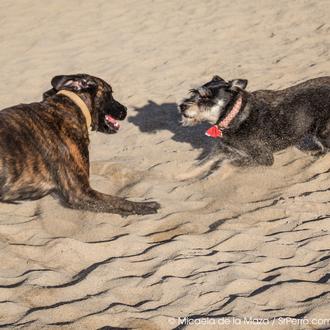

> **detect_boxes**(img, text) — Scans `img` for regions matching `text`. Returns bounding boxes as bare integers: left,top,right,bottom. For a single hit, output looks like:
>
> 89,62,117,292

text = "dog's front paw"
121,200,160,216
144,201,161,210
231,157,253,167
134,201,160,215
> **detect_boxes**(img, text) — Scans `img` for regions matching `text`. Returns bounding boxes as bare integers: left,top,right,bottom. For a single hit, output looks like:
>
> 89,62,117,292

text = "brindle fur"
178,76,330,166
0,74,160,216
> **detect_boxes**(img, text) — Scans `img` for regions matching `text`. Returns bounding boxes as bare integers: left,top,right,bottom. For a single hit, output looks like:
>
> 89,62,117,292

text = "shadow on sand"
128,100,217,160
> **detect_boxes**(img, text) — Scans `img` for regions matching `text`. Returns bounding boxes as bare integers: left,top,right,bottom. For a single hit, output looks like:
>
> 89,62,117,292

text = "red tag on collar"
205,125,222,138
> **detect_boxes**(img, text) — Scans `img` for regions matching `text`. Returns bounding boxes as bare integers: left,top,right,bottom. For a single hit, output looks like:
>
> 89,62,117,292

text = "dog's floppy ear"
42,88,57,100
51,75,97,92
212,75,225,82
228,79,248,91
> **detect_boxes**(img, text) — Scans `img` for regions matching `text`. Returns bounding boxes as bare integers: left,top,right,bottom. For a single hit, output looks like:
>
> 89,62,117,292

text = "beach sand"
0,0,329,329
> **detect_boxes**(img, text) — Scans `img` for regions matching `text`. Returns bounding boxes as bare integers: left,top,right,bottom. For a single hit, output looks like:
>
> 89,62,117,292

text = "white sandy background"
0,0,329,329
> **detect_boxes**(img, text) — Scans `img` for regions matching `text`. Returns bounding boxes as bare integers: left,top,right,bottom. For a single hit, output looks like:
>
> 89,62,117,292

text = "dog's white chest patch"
212,99,225,111
210,99,225,115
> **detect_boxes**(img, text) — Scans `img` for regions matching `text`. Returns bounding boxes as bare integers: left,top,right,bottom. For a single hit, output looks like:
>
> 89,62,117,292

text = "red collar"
205,96,243,138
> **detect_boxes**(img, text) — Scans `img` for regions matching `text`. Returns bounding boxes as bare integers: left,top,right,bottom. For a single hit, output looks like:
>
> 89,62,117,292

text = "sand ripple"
0,0,329,329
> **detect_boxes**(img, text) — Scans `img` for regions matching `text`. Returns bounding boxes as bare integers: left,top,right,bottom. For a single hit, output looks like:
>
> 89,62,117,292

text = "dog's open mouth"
105,115,120,131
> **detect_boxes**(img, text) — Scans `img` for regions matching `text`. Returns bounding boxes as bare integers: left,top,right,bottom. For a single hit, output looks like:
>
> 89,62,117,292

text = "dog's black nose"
118,107,127,120
179,104,188,112
111,100,127,120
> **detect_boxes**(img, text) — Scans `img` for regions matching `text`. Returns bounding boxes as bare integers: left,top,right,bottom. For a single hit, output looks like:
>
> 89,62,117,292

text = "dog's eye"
179,104,188,112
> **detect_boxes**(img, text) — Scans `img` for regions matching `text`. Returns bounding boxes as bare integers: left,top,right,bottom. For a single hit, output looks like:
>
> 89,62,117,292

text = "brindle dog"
0,74,160,216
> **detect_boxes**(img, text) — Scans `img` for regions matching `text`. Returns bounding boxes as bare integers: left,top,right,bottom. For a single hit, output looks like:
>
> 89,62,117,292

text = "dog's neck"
218,95,243,129
57,90,92,130
206,94,246,138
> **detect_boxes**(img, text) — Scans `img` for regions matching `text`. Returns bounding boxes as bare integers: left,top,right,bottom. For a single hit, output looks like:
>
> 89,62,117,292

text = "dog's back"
0,103,56,202
252,76,330,104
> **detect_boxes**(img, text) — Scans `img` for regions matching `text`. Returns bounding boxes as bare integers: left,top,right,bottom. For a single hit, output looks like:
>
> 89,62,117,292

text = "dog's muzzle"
104,102,127,132
178,103,188,113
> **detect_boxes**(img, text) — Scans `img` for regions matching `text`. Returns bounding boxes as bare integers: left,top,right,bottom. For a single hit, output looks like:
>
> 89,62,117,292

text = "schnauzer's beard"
181,116,199,126
181,101,224,126
180,104,201,126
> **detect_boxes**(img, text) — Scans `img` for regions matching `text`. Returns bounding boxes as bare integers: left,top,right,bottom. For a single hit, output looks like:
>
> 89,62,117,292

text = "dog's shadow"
128,100,217,160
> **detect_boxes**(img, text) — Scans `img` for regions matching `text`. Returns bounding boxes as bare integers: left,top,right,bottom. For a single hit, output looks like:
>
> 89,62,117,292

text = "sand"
0,0,329,329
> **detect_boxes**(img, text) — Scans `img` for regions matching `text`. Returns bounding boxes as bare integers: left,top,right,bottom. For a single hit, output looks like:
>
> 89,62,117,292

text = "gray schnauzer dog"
178,75,330,167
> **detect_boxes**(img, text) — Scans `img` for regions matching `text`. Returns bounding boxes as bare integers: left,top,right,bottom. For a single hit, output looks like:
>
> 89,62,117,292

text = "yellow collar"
57,90,92,129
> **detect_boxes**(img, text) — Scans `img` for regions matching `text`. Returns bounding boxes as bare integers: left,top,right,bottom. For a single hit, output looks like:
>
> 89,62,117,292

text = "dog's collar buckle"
205,125,223,138
205,95,243,139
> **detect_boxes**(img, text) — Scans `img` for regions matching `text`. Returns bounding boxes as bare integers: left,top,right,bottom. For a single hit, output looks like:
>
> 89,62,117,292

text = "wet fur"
0,74,160,216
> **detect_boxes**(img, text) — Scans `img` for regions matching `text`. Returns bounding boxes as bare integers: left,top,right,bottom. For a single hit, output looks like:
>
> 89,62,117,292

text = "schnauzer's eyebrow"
189,88,198,93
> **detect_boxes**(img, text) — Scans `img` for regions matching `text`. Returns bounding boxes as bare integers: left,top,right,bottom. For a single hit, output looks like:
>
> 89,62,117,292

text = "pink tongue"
105,115,120,129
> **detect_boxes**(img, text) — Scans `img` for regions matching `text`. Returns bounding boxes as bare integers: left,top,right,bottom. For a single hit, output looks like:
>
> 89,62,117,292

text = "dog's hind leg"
314,123,330,155
231,142,274,167
296,134,327,154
